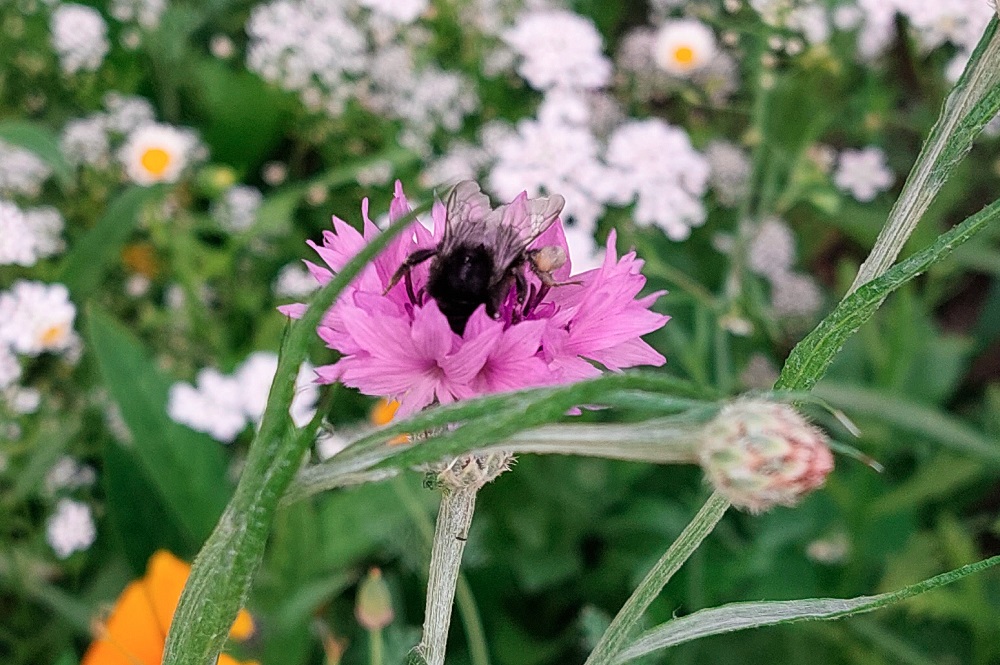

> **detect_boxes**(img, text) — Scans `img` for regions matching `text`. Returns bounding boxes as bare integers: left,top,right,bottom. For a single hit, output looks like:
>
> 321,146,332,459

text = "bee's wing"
481,193,566,272
442,180,491,247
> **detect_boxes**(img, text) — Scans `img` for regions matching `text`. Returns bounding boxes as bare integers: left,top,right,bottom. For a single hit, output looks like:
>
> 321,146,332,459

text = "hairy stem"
412,487,479,665
584,492,731,665
850,18,1000,292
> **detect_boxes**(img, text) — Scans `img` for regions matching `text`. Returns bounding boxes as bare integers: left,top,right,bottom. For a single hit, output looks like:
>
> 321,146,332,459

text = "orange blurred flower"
369,399,410,446
82,550,257,665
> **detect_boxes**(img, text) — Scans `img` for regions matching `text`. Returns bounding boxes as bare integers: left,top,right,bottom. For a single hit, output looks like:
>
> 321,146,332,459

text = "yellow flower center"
39,324,66,347
139,147,172,177
673,45,696,66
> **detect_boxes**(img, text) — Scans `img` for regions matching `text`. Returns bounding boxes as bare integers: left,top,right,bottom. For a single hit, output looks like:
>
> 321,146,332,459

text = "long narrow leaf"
615,555,1000,663
162,204,428,665
777,197,1000,392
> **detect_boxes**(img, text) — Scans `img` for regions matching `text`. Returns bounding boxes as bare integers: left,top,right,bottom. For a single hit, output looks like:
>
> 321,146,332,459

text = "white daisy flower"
118,123,201,185
46,499,97,559
0,281,77,357
653,19,717,77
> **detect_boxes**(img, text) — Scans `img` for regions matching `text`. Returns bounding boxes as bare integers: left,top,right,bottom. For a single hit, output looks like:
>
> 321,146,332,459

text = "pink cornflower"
281,182,668,417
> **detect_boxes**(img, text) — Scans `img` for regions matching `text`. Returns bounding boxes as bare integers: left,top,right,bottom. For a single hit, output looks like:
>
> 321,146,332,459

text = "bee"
385,181,577,334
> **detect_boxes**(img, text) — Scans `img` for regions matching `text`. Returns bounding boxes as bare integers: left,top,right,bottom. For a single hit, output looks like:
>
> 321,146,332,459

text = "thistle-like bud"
355,568,394,631
432,452,513,492
697,400,834,513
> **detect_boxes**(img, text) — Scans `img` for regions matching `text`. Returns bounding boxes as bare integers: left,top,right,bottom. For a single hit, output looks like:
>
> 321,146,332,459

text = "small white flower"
235,352,318,427
103,93,156,134
110,0,167,29
167,369,247,443
0,141,51,197
834,146,894,202
119,123,201,185
771,271,823,319
45,456,97,494
747,217,796,279
274,262,320,298
50,4,110,75
212,185,263,232
0,201,39,267
7,386,42,414
706,140,751,207
0,281,77,357
502,10,612,90
653,19,717,77
61,116,110,167
23,207,65,259
46,499,96,558
358,0,428,23
605,119,710,241
0,346,20,390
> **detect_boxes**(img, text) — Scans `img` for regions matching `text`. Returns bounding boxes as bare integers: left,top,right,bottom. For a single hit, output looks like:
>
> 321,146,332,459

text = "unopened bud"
355,568,394,631
698,400,833,513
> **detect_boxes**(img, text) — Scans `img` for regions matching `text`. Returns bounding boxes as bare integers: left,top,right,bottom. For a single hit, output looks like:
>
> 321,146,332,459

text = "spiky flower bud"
356,568,394,631
697,400,834,513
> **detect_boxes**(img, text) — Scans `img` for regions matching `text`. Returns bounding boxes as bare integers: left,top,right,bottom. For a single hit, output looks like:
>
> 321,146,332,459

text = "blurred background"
1,0,1000,663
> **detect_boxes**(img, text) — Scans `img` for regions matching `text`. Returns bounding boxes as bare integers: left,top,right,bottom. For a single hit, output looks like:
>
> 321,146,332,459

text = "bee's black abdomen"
427,244,495,334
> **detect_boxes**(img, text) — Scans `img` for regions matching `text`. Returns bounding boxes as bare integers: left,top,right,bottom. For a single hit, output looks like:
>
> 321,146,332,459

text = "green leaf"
614,555,1000,663
0,120,74,189
850,16,1000,289
163,204,429,665
87,308,231,550
777,197,1000,392
59,186,163,301
104,438,195,571
191,60,293,172
812,381,1000,465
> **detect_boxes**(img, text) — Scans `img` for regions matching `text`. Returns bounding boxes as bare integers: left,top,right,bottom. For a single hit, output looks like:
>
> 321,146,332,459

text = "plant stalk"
584,492,730,665
850,17,1000,292
412,487,479,665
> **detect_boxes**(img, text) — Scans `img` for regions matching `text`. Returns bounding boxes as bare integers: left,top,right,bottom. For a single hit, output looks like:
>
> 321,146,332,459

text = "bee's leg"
513,267,529,304
527,247,583,288
383,248,437,296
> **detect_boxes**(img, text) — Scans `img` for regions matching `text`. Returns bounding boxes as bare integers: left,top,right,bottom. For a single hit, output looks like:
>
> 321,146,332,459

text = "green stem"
393,478,492,665
369,627,384,665
411,487,479,665
850,17,1000,292
163,205,426,665
584,492,731,665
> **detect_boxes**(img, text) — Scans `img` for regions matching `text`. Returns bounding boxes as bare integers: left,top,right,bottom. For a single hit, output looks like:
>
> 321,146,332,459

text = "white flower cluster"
50,4,110,75
45,456,97,495
110,0,167,29
501,10,612,90
274,262,320,299
833,146,894,202
705,140,752,207
46,498,96,558
246,0,477,150
212,185,264,232
854,0,994,64
167,352,319,443
0,201,65,267
59,95,203,185
750,0,831,45
746,217,823,321
606,119,710,240
0,281,78,358
0,141,52,198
